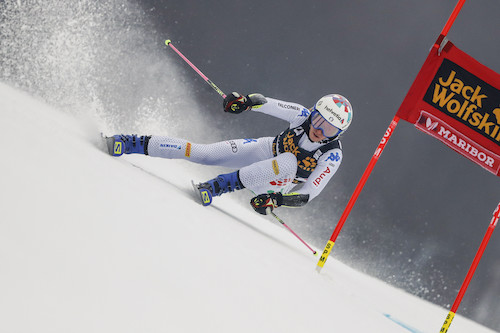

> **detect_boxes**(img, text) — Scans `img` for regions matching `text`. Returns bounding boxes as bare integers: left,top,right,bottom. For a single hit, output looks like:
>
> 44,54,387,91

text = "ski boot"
105,134,151,156
192,171,244,206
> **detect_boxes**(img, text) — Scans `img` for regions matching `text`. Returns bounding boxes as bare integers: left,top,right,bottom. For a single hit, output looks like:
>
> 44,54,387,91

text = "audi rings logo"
227,141,238,153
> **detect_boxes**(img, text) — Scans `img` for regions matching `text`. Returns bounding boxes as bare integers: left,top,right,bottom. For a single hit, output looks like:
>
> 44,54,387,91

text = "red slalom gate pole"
440,0,467,38
165,39,227,99
434,0,467,51
440,202,500,333
316,116,400,272
315,0,469,274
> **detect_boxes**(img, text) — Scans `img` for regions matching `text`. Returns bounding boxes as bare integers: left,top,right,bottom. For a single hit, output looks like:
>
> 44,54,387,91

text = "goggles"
310,110,341,138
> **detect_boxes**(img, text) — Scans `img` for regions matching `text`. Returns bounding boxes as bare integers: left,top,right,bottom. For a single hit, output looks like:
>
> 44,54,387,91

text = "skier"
105,92,353,215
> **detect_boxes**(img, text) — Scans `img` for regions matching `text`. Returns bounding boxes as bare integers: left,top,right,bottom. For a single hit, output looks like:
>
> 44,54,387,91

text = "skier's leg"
147,136,274,169
106,135,151,156
239,152,298,195
194,152,298,205
107,135,294,206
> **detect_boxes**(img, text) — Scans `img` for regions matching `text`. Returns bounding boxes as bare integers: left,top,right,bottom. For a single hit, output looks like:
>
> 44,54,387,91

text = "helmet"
311,94,353,138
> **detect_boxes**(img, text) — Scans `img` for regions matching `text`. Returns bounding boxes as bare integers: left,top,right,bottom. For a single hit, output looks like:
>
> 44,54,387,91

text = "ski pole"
271,212,317,256
165,39,226,98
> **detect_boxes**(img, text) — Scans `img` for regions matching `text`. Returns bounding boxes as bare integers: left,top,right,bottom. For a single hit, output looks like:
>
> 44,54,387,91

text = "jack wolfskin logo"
298,156,317,172
423,59,500,147
113,142,122,155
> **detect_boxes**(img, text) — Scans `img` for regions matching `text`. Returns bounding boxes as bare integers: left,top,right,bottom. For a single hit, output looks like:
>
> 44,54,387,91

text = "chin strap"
318,136,338,144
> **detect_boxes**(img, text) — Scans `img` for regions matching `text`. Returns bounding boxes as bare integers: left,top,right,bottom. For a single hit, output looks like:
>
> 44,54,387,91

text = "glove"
250,192,283,215
223,92,252,114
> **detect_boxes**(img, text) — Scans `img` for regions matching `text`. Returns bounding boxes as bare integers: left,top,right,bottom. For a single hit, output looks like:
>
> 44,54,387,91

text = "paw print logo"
299,156,317,171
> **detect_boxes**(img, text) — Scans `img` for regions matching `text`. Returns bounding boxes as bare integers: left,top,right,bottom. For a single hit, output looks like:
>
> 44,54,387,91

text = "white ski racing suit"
147,97,343,203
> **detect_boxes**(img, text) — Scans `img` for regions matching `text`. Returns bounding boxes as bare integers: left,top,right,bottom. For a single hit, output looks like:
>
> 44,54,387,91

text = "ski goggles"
310,110,341,138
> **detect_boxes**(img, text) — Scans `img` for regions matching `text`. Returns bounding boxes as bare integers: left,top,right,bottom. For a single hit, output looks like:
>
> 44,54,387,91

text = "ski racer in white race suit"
106,92,353,215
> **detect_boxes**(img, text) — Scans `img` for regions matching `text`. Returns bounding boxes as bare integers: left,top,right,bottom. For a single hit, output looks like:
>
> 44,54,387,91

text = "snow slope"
0,82,496,333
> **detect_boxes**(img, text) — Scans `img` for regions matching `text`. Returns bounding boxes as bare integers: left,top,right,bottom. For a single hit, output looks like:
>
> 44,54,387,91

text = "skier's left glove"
223,92,252,114
250,192,283,215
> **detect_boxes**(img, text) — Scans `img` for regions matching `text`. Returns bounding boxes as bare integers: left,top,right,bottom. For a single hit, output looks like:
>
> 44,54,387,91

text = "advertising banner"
396,38,500,176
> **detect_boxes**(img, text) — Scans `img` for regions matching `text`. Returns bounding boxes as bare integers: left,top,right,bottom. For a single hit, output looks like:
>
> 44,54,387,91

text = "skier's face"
309,126,327,142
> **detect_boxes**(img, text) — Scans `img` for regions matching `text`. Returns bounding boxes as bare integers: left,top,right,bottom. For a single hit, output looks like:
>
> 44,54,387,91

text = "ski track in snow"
0,82,497,333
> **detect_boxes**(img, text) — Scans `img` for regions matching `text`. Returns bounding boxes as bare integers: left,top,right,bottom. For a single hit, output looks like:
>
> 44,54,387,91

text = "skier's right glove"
223,92,267,114
223,92,252,114
250,192,283,215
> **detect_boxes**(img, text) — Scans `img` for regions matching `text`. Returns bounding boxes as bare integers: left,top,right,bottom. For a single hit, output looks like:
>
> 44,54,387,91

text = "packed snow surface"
0,83,496,332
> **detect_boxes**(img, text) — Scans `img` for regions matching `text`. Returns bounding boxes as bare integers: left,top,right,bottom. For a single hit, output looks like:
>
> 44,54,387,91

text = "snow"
0,82,496,333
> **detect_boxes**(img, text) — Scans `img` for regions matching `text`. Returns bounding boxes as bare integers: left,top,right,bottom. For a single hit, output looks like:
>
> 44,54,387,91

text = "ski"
191,180,212,206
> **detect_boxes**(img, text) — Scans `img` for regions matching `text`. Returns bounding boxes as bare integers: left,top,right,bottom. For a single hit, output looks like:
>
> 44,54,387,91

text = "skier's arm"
223,92,253,114
296,148,343,202
250,149,342,214
223,91,309,124
223,92,269,114
250,96,310,124
250,192,309,215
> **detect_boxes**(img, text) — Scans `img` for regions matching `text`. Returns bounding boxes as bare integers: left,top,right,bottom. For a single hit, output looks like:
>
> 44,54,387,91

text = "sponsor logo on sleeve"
226,141,238,153
299,108,310,117
278,102,301,111
325,152,341,162
185,142,192,157
312,166,331,187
